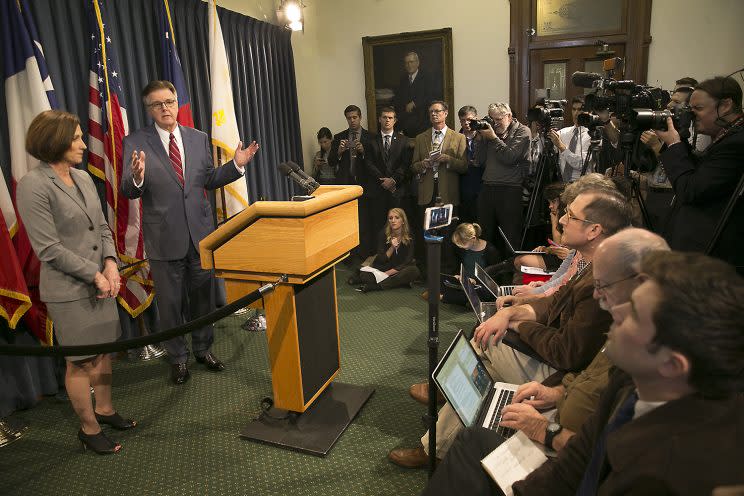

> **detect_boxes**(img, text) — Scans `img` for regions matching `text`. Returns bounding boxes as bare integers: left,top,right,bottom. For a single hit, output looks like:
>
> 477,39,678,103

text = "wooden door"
509,0,651,121
529,44,625,127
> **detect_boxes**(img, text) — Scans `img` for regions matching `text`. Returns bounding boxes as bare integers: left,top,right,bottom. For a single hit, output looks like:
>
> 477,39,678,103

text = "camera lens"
630,109,672,131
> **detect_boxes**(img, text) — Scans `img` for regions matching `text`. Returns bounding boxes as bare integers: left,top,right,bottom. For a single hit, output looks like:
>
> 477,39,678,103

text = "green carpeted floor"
0,267,474,495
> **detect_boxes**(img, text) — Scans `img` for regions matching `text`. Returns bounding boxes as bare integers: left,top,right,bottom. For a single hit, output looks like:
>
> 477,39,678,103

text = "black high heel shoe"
78,429,121,454
95,412,137,430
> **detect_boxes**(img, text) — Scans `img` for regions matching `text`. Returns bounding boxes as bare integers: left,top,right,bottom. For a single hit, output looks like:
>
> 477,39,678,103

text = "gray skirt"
46,297,122,362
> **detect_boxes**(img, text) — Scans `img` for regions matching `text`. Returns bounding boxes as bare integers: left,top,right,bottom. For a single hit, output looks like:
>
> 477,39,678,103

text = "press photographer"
573,68,674,228
474,102,531,251
654,76,744,272
638,84,697,230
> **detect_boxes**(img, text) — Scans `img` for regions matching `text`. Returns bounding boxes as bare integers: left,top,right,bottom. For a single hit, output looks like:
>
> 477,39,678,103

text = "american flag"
86,0,153,317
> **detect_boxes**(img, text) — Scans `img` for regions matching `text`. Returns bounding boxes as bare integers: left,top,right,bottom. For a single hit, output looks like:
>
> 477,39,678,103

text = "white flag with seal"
208,0,249,221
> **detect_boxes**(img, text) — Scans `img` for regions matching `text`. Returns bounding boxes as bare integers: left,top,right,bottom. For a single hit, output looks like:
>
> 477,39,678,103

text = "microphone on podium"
277,162,320,195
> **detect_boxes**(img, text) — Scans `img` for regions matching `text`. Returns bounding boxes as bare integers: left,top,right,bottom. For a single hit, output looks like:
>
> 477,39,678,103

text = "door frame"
508,0,653,121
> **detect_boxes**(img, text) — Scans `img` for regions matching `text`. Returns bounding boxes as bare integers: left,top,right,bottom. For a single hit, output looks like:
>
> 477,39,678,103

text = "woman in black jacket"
353,208,420,292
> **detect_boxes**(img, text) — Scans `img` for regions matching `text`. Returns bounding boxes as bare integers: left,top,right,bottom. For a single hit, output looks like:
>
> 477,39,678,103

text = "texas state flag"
1,0,58,343
157,0,194,127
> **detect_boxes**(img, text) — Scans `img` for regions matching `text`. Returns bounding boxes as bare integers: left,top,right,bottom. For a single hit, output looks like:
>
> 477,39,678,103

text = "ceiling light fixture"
277,1,305,32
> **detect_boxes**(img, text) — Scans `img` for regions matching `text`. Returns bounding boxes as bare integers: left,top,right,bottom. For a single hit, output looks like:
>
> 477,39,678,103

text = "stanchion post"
425,229,443,477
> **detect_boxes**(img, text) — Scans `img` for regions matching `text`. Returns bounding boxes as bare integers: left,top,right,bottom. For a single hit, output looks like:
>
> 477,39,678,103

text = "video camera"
576,111,604,129
574,71,668,118
573,68,694,141
527,99,566,131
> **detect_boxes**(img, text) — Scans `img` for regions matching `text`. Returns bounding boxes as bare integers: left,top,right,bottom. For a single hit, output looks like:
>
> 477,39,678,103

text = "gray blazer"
16,164,117,303
121,125,242,261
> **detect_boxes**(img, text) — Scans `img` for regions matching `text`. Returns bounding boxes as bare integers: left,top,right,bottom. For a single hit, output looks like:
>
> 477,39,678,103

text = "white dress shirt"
134,125,244,188
557,125,591,182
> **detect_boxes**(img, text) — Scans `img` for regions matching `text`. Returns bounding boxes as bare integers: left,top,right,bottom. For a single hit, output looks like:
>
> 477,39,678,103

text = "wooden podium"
200,185,374,455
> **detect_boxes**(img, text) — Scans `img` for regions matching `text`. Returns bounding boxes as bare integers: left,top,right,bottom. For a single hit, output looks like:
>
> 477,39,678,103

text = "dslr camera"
527,99,566,131
628,102,694,140
468,115,495,131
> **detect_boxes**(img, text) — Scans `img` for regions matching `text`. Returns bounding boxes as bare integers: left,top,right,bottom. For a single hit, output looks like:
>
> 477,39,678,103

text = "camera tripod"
706,163,744,269
580,125,606,176
520,135,559,249
617,129,653,230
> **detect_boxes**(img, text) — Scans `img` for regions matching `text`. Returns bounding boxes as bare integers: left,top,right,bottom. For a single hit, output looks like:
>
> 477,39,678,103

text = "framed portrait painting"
362,28,454,138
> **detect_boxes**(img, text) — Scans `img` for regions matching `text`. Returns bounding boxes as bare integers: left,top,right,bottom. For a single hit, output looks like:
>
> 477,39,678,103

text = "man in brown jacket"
422,251,744,496
411,100,467,207
389,188,632,468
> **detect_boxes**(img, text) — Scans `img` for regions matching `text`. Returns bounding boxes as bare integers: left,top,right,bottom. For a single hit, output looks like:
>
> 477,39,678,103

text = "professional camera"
468,116,495,131
628,103,694,139
572,71,670,125
527,99,566,130
576,111,604,129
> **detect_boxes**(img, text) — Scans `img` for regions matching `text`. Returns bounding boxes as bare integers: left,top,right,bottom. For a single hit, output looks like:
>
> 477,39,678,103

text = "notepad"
480,431,548,496
359,266,389,284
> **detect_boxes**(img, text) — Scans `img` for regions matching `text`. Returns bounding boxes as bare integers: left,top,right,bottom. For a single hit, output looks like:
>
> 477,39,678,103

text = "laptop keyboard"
485,389,517,438
500,286,515,296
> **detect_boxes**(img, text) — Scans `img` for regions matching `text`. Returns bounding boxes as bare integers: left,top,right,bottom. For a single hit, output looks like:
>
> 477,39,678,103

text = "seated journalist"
388,187,632,468
422,250,744,496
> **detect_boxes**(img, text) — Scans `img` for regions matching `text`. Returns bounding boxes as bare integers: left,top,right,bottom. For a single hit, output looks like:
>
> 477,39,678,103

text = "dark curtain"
0,0,301,417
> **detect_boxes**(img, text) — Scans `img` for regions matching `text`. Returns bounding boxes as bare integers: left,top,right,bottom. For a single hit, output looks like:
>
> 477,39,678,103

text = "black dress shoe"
78,429,121,455
171,363,190,384
95,412,137,430
195,352,225,372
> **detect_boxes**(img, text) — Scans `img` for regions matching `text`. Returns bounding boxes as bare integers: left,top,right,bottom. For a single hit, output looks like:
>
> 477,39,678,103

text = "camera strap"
712,114,744,145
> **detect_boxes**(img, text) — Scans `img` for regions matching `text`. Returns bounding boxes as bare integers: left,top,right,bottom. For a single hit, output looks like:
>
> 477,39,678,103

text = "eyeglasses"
563,207,596,224
147,99,177,110
594,273,638,292
430,109,445,114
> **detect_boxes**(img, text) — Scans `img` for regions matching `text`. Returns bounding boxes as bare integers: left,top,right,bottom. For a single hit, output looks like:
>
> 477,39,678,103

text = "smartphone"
424,204,453,231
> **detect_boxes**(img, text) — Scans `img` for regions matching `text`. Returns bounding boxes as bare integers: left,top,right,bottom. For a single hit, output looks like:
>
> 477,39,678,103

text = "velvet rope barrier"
0,276,287,357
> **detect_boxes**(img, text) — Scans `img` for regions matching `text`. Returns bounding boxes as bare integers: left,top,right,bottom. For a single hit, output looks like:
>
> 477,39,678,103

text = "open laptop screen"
474,263,500,298
460,264,482,322
433,331,493,427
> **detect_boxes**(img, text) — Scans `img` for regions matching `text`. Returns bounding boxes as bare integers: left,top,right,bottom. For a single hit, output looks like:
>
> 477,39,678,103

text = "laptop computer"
497,226,550,257
474,263,515,297
433,330,517,437
460,264,497,323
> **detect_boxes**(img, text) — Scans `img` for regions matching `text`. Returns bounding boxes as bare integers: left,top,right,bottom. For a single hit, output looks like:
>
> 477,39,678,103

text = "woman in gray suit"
17,110,136,454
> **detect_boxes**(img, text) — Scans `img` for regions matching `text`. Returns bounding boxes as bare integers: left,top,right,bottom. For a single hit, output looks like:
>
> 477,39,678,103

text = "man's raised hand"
131,150,146,183
234,140,260,168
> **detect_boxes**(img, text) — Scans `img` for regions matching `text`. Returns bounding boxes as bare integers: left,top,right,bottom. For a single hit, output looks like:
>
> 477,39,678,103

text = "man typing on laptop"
423,249,744,496
388,187,632,468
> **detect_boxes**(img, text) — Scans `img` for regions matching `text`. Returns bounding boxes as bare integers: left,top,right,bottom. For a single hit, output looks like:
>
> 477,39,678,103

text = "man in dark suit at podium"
360,107,411,257
121,80,259,384
393,51,441,139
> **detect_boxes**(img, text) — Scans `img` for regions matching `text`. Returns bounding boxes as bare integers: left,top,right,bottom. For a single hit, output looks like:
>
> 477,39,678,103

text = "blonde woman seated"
352,208,420,292
425,222,498,304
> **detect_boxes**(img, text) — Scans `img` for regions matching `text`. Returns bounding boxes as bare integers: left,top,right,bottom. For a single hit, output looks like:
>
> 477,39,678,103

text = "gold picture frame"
362,28,454,137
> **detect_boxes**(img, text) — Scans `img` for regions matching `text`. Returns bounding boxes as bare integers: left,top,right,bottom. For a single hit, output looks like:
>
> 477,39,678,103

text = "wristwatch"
544,422,563,450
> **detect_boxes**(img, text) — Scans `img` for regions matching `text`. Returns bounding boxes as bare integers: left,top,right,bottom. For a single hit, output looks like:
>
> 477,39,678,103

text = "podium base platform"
239,382,374,456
